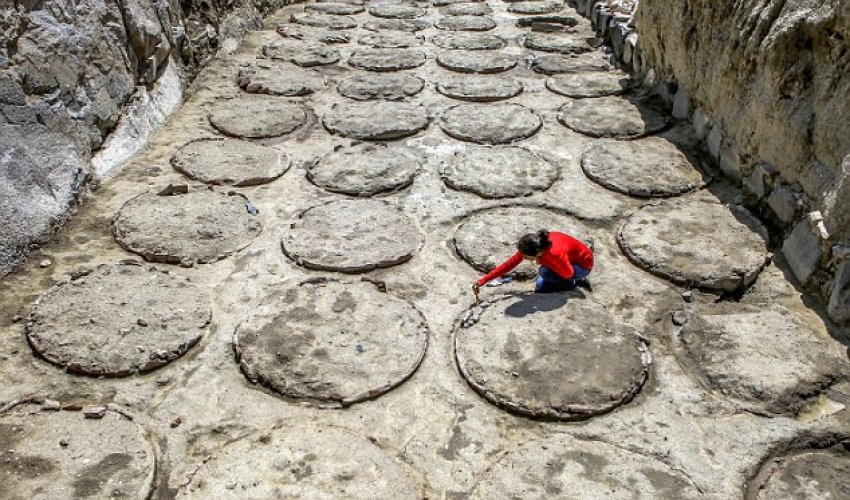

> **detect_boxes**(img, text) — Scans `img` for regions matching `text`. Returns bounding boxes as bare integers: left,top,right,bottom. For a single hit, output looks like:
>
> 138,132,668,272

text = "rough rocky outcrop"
0,0,289,276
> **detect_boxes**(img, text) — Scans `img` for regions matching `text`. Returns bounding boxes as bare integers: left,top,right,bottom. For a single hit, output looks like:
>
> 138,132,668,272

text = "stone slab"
308,142,421,195
443,3,492,15
750,449,850,499
368,4,427,18
337,72,425,100
545,70,632,98
171,138,290,187
323,101,429,140
264,41,341,67
436,76,523,102
290,12,358,29
781,217,822,285
358,33,424,48
363,18,430,32
436,50,517,73
237,62,326,96
432,33,506,50
304,2,365,15
508,1,563,14
440,146,559,198
348,48,427,72
531,52,613,74
522,32,591,54
440,103,541,144
557,96,669,139
434,16,496,31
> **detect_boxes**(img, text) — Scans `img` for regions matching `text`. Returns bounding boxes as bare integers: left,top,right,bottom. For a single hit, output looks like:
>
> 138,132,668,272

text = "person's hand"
472,282,480,301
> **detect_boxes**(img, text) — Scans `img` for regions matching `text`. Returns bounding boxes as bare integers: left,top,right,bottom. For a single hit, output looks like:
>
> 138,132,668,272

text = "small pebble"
39,259,51,268
11,315,21,323
41,399,61,411
681,290,694,303
171,416,182,428
82,405,107,419
671,310,691,326
137,318,148,327
59,439,69,447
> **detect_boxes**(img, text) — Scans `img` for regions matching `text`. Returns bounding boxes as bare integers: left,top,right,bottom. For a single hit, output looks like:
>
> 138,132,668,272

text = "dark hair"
517,230,552,256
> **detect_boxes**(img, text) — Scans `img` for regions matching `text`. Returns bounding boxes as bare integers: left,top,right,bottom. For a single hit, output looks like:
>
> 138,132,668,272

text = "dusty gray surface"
558,96,670,139
171,138,290,187
348,48,427,71
369,4,428,18
581,137,708,197
546,70,632,97
522,32,592,53
358,32,425,48
618,198,769,291
305,2,365,15
114,190,262,265
440,103,541,143
282,199,421,272
677,305,848,416
234,280,428,406
338,72,426,100
208,96,308,138
437,76,523,101
440,146,559,198
435,16,497,31
263,40,341,66
237,61,327,96
0,403,156,500
290,11,358,29
508,1,563,14
471,435,702,498
436,50,517,73
443,3,493,15
455,293,651,420
27,262,210,376
749,447,850,499
432,32,506,49
177,424,421,498
453,205,593,278
531,51,614,74
308,142,422,195
363,18,430,31
323,101,429,139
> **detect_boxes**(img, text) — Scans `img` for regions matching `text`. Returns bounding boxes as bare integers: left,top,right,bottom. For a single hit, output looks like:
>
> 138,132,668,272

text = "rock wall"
0,0,289,276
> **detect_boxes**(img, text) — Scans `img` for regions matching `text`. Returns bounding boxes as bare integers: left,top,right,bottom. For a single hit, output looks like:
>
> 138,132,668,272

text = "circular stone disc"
435,16,496,31
178,424,419,498
440,146,558,198
434,0,484,5
531,52,613,74
308,143,421,195
234,280,428,406
237,62,326,96
323,101,429,140
290,12,358,29
338,72,425,100
282,199,421,272
358,33,423,48
440,103,541,144
453,206,593,278
348,48,426,71
264,41,340,67
508,1,562,14
27,262,210,375
456,294,650,419
368,4,426,18
304,2,365,14
437,76,523,102
114,190,262,265
432,33,506,50
436,50,517,73
522,32,591,54
677,306,847,415
546,70,631,98
618,199,769,291
0,404,156,498
443,3,492,15
317,0,364,4
751,450,850,499
363,18,429,32
471,437,701,498
208,96,308,138
581,137,708,197
557,96,669,139
171,138,289,187
276,24,351,44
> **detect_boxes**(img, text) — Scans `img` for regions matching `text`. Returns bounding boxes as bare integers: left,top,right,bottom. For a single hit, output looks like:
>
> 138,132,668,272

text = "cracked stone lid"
308,142,422,195
440,103,541,144
263,41,341,67
442,3,493,15
440,145,559,198
508,1,563,14
453,205,593,278
432,32,506,50
455,293,651,420
557,96,669,139
0,402,156,499
282,199,421,272
304,2,365,15
436,50,517,73
434,15,497,31
338,72,425,100
676,305,848,415
290,12,358,29
27,262,210,376
531,52,613,74
436,75,524,102
177,424,420,498
581,137,709,197
113,190,262,265
348,48,427,71
171,138,290,187
368,4,427,18
522,32,592,53
363,18,430,32
434,0,485,5
208,95,308,138
618,198,769,291
749,446,850,499
358,32,424,48
234,280,428,407
546,70,632,98
237,61,326,96
323,101,429,140
471,436,701,497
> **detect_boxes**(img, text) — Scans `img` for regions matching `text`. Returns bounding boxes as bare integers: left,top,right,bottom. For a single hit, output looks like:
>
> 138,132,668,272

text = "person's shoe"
575,278,593,292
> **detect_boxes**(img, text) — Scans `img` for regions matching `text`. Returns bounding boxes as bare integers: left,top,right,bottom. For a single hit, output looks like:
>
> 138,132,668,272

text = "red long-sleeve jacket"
477,231,593,285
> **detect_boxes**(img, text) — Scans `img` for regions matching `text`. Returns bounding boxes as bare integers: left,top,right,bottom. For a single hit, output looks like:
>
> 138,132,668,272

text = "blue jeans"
535,265,591,293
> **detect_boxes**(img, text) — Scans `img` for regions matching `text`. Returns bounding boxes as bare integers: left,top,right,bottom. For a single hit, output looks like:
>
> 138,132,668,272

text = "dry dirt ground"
2,0,850,498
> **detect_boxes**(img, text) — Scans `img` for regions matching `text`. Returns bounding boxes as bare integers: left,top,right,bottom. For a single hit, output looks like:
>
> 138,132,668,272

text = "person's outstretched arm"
477,252,523,286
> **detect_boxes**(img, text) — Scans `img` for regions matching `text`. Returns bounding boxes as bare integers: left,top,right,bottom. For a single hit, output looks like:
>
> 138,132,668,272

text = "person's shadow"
504,290,586,318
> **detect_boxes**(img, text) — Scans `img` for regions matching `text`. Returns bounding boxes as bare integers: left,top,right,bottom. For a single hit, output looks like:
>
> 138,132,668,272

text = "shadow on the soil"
504,290,586,318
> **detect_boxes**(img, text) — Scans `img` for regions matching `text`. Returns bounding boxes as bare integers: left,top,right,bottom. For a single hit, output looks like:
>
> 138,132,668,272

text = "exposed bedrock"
0,0,291,277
